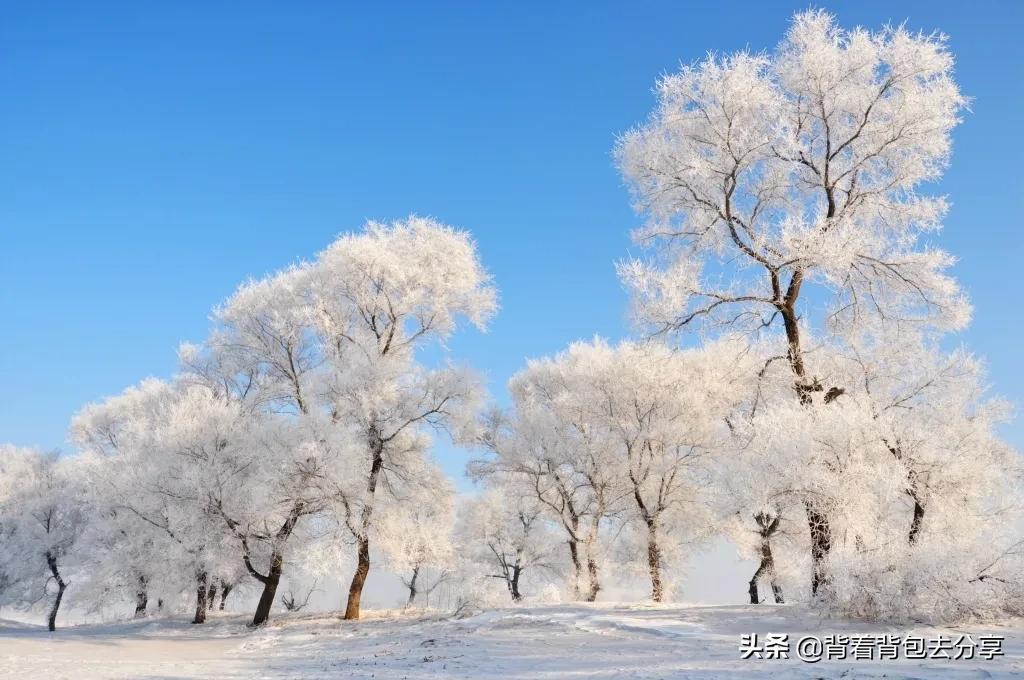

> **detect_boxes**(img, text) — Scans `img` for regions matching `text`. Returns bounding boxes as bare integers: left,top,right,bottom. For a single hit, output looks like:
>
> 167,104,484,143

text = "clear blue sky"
3,1,1022,483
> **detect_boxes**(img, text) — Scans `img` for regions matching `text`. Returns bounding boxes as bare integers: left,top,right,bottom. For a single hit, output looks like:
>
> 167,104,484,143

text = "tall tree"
302,216,496,620
616,9,969,596
183,265,327,627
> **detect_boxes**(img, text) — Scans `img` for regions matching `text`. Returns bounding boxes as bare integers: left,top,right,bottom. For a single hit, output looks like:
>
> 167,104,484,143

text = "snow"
2,604,1022,679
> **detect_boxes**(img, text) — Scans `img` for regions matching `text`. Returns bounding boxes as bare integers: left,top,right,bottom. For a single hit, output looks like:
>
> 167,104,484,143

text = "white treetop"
617,9,969,342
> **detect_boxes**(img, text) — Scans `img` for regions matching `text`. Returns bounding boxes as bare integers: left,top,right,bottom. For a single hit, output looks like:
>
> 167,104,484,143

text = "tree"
616,9,969,596
72,379,254,625
473,356,631,602
375,468,455,608
494,339,742,602
182,264,329,627
67,215,494,626
0,446,87,631
71,380,184,620
844,334,1013,548
714,325,1024,618
712,420,796,606
301,216,496,620
457,488,558,602
812,333,1024,620
584,340,737,601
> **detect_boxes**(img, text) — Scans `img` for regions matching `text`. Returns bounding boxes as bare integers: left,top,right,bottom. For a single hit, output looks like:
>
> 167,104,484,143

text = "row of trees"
468,9,1022,621
1,11,1021,631
468,332,1024,621
1,216,497,630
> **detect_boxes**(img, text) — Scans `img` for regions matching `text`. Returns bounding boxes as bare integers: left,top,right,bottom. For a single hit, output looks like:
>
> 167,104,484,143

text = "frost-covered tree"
497,339,743,602
67,216,494,626
590,340,732,602
472,421,611,601
473,354,634,601
72,379,254,625
617,9,969,596
456,487,558,602
712,436,801,606
72,492,170,619
375,468,455,608
815,334,1023,620
182,265,331,627
71,380,182,619
0,446,87,631
301,216,496,620
843,334,1015,548
715,326,1024,619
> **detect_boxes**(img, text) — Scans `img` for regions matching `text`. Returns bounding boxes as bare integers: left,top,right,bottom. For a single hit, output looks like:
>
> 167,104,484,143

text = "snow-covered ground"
2,604,1022,679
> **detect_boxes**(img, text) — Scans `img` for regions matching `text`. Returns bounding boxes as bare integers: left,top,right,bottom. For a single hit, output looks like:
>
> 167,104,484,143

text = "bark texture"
243,505,303,627
206,581,218,611
804,502,833,598
908,497,925,545
585,556,601,602
343,430,385,621
134,575,148,619
192,571,208,624
344,535,371,619
46,551,67,632
645,522,664,603
747,513,784,605
219,583,232,611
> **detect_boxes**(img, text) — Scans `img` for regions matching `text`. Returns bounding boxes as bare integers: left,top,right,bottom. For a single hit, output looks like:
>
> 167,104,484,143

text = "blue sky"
2,1,1023,486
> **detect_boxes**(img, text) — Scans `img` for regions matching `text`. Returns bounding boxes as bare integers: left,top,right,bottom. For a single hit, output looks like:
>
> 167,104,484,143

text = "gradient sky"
3,0,1023,491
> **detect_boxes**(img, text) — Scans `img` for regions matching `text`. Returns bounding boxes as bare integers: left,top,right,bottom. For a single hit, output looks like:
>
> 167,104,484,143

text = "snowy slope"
2,604,1022,679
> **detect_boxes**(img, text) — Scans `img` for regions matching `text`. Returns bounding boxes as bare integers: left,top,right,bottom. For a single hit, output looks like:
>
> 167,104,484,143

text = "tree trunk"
804,501,832,598
567,538,582,600
908,498,925,545
344,535,371,620
235,503,303,626
585,556,600,602
192,571,208,624
645,522,664,603
748,530,783,604
251,553,283,627
405,565,420,608
219,583,232,611
748,564,763,604
343,433,385,621
510,564,523,602
888,446,926,547
781,286,836,598
750,514,784,605
45,552,67,632
582,502,603,603
134,575,148,619
207,580,218,612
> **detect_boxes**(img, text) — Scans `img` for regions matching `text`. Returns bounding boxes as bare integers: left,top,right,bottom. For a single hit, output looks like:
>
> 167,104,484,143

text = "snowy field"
2,604,1022,679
